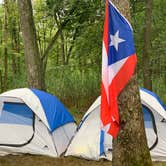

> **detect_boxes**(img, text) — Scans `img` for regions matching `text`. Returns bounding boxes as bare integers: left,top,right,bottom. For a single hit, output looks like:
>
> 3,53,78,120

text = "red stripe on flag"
101,82,111,125
103,0,109,53
109,54,137,96
107,54,137,137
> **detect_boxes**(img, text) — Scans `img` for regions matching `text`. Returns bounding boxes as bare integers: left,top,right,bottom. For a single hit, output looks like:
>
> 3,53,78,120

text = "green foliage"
131,0,166,102
72,22,102,66
46,65,100,110
0,0,164,108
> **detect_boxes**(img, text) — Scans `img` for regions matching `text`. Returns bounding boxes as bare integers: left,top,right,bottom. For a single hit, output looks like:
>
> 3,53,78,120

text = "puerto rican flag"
100,0,137,138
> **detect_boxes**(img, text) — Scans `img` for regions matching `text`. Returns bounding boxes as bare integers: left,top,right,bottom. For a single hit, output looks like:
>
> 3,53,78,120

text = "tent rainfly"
0,88,76,157
65,88,166,161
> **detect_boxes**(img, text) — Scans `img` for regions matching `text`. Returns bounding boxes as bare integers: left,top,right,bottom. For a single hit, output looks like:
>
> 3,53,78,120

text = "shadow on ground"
0,155,111,166
0,155,166,166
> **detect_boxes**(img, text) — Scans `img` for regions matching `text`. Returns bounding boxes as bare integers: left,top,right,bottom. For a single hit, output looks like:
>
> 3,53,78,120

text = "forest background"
0,0,165,130
0,0,165,166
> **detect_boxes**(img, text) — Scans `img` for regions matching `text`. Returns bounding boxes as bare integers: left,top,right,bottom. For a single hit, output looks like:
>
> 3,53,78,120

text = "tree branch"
41,1,79,62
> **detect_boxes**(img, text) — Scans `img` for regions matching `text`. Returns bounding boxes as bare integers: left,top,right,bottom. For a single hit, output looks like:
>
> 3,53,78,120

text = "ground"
0,103,166,166
0,155,166,166
0,155,110,166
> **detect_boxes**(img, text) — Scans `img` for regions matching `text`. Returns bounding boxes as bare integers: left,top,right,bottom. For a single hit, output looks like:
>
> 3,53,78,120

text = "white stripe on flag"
102,41,128,102
102,42,109,101
108,57,128,85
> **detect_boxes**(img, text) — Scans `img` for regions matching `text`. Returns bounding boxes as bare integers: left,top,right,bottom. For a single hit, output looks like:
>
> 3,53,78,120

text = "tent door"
0,102,35,147
143,105,158,150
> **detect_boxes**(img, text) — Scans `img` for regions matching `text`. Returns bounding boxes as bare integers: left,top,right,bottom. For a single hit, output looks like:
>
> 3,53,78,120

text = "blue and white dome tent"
0,88,76,157
66,88,166,161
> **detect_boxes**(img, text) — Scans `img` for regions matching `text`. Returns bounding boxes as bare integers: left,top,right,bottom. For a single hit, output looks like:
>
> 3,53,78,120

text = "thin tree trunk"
16,22,21,74
0,70,2,93
17,21,20,53
60,31,65,65
17,57,21,75
143,0,153,90
10,0,17,75
0,20,3,92
111,0,152,166
56,45,59,65
4,48,8,91
3,0,8,91
53,13,65,65
66,28,78,65
11,29,17,74
17,0,45,90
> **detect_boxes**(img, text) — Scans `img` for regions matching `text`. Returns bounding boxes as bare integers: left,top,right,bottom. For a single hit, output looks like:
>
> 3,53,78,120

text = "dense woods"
0,0,165,166
0,0,165,109
0,0,165,106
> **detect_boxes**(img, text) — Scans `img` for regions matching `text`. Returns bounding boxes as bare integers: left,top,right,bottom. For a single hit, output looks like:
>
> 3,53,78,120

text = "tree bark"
3,0,8,91
0,20,3,92
0,70,2,93
9,1,18,75
143,0,153,90
66,28,78,65
17,0,45,90
11,14,17,75
111,0,153,166
17,57,21,75
60,31,65,65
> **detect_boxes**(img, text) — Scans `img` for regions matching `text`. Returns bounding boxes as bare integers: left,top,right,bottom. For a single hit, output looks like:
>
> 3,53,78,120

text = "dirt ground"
0,155,166,166
0,155,111,166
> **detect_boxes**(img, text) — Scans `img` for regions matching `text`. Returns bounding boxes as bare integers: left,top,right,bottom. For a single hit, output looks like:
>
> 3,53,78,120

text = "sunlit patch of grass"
0,155,166,166
0,155,111,166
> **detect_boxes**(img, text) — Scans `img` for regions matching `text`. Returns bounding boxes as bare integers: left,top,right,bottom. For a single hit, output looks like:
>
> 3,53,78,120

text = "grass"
0,155,111,166
0,155,166,166
1,67,165,166
0,101,165,165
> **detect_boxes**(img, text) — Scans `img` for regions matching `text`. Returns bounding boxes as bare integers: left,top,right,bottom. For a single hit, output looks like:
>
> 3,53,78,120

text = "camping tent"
65,88,166,161
0,88,76,157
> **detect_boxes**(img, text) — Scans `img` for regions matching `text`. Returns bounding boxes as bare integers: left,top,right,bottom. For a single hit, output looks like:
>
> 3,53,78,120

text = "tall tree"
9,0,18,75
17,0,45,89
111,0,153,166
3,0,9,91
143,0,153,90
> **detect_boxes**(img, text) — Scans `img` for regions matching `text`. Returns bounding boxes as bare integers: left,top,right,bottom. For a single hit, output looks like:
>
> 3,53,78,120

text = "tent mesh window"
143,105,158,150
0,102,35,147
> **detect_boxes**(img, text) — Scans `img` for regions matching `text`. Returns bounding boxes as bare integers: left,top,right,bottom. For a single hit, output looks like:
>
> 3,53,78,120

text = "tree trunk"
16,23,21,74
111,1,153,166
143,0,153,90
0,70,2,93
0,20,3,92
17,0,45,90
3,0,8,91
11,25,17,75
9,0,17,75
66,28,78,65
4,47,8,91
17,57,21,75
60,31,65,65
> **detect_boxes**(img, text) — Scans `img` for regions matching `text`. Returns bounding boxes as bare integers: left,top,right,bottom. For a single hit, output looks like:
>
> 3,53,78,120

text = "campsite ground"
1,109,165,166
0,155,166,166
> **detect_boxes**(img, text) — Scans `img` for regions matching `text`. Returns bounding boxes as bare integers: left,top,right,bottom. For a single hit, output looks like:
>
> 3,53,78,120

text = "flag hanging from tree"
100,0,137,138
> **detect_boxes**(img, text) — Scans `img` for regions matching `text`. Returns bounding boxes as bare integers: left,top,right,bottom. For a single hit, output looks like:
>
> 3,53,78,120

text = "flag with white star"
100,0,137,137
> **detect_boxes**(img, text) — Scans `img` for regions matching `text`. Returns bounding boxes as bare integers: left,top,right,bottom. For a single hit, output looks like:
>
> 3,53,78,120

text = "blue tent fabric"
140,88,166,111
31,89,74,132
142,106,153,128
143,106,153,122
99,88,165,155
0,103,33,125
100,130,105,156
